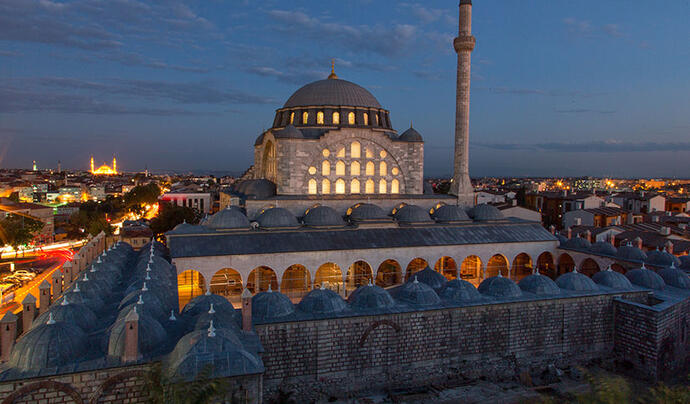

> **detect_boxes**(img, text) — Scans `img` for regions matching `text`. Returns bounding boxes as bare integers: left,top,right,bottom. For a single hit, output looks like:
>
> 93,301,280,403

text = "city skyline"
1,0,689,177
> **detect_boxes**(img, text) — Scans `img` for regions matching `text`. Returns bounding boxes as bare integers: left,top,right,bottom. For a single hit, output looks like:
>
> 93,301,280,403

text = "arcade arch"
247,266,278,293
177,269,206,310
434,256,458,280
209,268,243,306
405,258,428,281
376,259,402,288
486,254,509,278
315,262,343,294
281,264,311,301
346,260,374,296
511,253,533,281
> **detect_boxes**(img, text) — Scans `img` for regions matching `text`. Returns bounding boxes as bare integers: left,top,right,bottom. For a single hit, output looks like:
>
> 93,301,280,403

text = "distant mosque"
90,155,118,175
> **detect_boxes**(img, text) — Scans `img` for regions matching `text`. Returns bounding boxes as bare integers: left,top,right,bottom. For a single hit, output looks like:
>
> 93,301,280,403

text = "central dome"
283,78,381,109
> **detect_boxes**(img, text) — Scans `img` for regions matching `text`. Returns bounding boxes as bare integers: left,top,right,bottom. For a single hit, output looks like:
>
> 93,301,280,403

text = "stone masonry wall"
255,291,647,397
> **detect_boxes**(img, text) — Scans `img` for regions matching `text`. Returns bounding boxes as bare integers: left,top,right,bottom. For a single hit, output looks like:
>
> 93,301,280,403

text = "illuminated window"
317,111,324,124
375,114,379,126
302,111,309,124
332,111,340,124
348,112,355,125
380,150,387,158
391,179,399,194
335,179,345,194
379,179,387,194
365,161,375,176
365,148,373,158
308,166,317,175
392,167,399,175
336,148,345,158
322,179,331,194
351,179,360,194
350,161,360,176
308,179,317,194
322,160,330,176
351,141,360,158
379,161,387,176
363,113,369,125
335,161,345,176
322,149,330,157
365,179,375,194
289,112,294,124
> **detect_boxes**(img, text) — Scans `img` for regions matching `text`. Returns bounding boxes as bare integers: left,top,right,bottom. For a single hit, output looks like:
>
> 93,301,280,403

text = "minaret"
112,156,117,174
450,0,476,206
90,156,95,174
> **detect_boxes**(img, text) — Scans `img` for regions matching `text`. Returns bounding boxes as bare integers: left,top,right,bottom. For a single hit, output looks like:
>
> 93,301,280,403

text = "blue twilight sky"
1,0,689,177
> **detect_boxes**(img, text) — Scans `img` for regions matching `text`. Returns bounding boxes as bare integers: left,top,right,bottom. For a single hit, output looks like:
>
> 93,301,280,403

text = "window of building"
379,161,387,176
322,149,330,157
392,167,399,175
322,160,330,176
337,148,345,158
335,161,345,176
322,179,331,194
365,179,374,194
332,111,340,124
302,111,309,124
317,111,324,124
289,112,294,124
351,141,360,158
375,114,379,126
351,179,360,194
308,166,317,175
350,161,360,176
391,179,399,194
348,112,355,125
380,150,387,158
365,161,375,176
308,179,317,194
363,113,369,125
365,148,373,158
379,179,387,194
335,179,345,194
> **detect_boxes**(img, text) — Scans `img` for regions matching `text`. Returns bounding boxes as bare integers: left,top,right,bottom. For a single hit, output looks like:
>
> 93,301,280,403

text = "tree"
144,363,235,404
0,214,44,250
69,209,112,236
124,183,161,215
149,202,200,238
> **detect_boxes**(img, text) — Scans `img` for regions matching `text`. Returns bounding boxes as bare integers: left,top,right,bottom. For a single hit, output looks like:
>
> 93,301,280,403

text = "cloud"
564,18,627,40
555,108,616,114
267,9,417,57
563,18,594,36
245,66,324,85
602,24,624,38
476,87,603,98
473,140,690,153
97,52,211,73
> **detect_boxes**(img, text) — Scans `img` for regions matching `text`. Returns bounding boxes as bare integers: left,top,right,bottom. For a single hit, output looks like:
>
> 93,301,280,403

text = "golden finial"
328,58,338,79
410,121,413,128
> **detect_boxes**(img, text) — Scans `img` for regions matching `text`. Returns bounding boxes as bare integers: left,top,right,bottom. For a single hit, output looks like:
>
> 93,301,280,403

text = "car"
13,270,36,279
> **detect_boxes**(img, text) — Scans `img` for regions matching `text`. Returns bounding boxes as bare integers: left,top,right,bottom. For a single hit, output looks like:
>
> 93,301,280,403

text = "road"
0,256,67,316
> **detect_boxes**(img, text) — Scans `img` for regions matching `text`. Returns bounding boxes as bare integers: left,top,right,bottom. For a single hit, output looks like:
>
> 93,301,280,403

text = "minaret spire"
450,0,476,206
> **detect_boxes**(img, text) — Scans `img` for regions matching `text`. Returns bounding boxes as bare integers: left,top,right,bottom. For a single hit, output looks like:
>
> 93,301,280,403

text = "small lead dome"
412,267,447,292
592,267,634,290
393,204,433,224
430,204,471,223
399,126,423,142
348,284,396,311
33,299,98,332
617,243,647,262
297,288,347,315
303,205,345,227
645,249,681,268
518,273,561,296
561,236,592,251
478,275,522,298
468,204,504,221
205,206,250,229
657,266,690,289
392,278,441,306
108,311,167,358
252,290,295,320
555,270,598,291
346,203,388,221
590,241,617,256
9,318,87,371
625,267,665,290
255,207,300,229
440,279,481,302
181,292,237,319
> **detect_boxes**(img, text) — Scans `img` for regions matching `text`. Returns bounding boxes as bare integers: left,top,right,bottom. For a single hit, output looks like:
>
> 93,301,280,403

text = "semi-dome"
645,249,681,268
273,124,304,139
561,236,592,251
657,266,690,289
399,126,423,142
9,317,87,371
181,292,237,319
625,267,665,290
440,279,481,302
205,206,250,230
234,179,277,199
468,204,504,221
347,284,396,311
284,78,381,109
592,268,634,290
616,243,647,262
255,207,300,229
108,310,167,358
297,287,347,315
590,241,617,256
393,204,433,224
346,203,389,221
392,278,441,306
252,290,295,321
33,298,98,332
303,205,345,227
411,267,447,292
478,275,522,298
430,204,471,223
555,270,598,292
518,273,561,296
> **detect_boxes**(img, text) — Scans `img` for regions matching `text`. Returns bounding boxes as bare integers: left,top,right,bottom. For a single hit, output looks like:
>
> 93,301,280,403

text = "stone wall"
255,291,647,397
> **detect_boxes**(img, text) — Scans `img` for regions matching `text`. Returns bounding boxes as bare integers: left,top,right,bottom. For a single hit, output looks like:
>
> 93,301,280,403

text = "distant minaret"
90,156,95,173
450,0,475,206
32,160,37,171
57,160,61,173
112,156,117,174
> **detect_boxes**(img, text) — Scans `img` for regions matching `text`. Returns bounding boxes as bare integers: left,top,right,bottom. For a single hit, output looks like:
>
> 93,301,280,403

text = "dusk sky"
1,0,688,178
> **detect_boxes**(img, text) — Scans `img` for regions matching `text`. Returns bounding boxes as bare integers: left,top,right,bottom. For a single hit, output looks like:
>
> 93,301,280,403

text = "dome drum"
274,106,392,131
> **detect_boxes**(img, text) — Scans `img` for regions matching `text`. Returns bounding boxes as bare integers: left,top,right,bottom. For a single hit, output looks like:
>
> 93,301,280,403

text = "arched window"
348,112,355,125
379,179,387,194
392,167,399,175
261,140,276,183
316,111,324,124
335,161,345,176
375,114,379,126
365,179,374,194
332,111,340,124
350,179,360,194
337,148,345,158
351,141,360,158
289,112,294,124
322,149,330,157
363,113,369,125
365,161,375,176
302,111,309,124
322,160,330,176
321,179,330,194
308,179,317,194
365,148,373,158
379,161,387,176
391,179,399,194
350,161,360,176
335,179,345,194
380,150,387,158
308,166,316,175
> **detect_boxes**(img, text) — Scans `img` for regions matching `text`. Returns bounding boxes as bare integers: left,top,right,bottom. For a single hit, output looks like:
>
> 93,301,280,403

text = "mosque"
90,155,118,175
0,2,688,403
